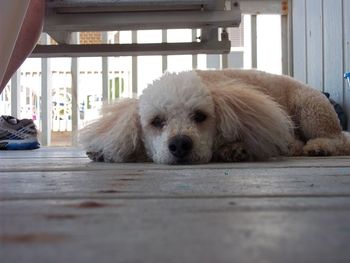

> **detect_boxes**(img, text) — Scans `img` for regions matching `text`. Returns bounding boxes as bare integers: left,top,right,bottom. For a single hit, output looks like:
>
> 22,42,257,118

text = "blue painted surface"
2,140,40,150
345,72,350,90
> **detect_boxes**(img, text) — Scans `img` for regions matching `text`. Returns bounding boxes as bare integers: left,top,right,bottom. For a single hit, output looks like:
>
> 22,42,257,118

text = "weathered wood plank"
0,147,87,158
1,198,350,263
1,166,350,200
323,0,343,104
2,148,350,263
1,147,350,172
1,157,350,172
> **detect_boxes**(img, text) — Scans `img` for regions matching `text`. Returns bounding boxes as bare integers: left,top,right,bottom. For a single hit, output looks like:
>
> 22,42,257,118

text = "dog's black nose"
168,135,193,158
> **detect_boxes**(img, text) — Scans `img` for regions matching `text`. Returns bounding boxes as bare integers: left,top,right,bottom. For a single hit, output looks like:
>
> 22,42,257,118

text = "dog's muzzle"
168,135,193,159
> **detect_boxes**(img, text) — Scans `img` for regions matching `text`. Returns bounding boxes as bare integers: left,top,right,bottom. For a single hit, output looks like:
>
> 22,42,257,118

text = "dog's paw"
216,142,251,162
86,151,105,162
302,144,331,156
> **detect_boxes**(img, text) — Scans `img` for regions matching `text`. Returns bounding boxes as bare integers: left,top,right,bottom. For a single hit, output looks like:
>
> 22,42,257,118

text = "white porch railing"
4,0,349,145
0,0,292,146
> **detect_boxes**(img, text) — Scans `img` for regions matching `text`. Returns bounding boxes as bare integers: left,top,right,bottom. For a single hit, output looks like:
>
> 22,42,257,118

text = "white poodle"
80,69,350,164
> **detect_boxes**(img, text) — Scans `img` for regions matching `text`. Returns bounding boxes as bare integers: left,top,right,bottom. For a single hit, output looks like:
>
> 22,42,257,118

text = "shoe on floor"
0,115,40,150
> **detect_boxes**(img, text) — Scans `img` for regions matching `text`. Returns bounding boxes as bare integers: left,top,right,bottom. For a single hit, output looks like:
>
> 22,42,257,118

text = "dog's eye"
192,110,207,123
151,116,165,129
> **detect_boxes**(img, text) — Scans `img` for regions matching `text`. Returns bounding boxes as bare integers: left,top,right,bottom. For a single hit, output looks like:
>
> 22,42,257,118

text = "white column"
192,29,198,69
205,28,220,69
251,14,257,69
10,70,21,118
132,31,138,98
102,32,109,102
41,34,52,146
281,15,289,75
221,29,229,69
162,30,168,73
71,33,79,146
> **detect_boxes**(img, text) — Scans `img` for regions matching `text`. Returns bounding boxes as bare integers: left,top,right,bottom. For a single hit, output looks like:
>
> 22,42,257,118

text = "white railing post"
251,14,257,68
162,30,168,72
40,34,52,146
102,32,109,102
71,32,79,146
204,27,220,69
132,31,138,98
281,14,289,75
10,70,21,118
192,29,198,69
221,28,229,69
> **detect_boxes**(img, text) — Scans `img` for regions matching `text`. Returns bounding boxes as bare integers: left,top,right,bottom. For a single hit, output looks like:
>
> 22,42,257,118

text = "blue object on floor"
0,139,40,150
0,115,40,150
345,72,350,89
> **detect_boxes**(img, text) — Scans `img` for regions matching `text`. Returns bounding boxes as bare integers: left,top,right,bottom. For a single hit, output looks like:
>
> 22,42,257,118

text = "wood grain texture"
1,147,350,263
1,166,350,200
1,198,350,263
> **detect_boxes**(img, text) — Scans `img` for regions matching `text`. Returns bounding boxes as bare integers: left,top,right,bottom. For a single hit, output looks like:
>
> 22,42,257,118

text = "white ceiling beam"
239,0,288,15
30,41,231,57
44,9,241,32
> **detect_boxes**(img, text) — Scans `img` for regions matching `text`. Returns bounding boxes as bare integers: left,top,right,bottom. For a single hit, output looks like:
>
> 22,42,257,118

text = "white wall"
292,0,350,129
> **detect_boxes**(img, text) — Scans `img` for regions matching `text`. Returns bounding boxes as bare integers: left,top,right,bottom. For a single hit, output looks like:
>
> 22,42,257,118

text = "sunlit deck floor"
1,147,350,263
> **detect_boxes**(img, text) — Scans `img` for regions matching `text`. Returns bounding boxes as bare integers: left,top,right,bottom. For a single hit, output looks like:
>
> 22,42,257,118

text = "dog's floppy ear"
210,84,294,160
80,98,147,162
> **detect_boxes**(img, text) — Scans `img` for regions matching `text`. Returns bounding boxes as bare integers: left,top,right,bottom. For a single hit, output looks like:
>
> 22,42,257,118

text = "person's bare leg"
0,0,44,94
0,1,29,87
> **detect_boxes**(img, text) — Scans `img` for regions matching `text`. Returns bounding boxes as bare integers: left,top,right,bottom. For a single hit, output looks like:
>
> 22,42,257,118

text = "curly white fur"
80,69,350,164
139,71,216,164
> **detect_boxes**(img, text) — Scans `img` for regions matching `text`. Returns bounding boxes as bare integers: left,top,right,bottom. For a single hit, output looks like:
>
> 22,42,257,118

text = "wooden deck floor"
1,147,350,263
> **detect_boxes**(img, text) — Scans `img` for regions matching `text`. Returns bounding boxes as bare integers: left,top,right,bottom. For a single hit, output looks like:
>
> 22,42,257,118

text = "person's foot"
0,115,40,150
